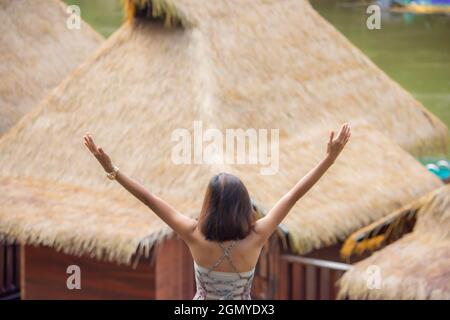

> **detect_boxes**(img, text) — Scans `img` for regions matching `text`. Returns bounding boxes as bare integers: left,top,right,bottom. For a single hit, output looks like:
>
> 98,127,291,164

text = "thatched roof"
0,0,103,135
338,185,450,299
0,0,446,265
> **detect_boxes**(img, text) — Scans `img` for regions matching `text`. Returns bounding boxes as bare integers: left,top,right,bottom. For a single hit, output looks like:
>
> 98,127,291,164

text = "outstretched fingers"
336,123,345,141
337,123,350,143
84,134,99,155
342,125,351,145
83,136,92,151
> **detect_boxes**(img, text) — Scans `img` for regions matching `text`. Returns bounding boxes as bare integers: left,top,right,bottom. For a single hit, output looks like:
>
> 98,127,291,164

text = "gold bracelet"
106,166,119,180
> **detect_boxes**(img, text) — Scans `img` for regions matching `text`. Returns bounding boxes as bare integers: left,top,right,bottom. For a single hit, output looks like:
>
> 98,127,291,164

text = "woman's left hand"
326,123,351,163
83,134,114,173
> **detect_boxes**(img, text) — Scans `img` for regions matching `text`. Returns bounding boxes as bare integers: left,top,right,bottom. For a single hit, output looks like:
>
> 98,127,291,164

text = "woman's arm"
254,123,351,242
83,134,197,241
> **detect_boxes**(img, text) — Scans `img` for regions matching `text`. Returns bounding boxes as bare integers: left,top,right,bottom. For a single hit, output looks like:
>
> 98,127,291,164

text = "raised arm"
83,134,197,242
254,123,351,242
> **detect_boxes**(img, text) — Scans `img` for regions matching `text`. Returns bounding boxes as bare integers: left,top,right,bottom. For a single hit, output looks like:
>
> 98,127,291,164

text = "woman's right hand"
83,134,114,173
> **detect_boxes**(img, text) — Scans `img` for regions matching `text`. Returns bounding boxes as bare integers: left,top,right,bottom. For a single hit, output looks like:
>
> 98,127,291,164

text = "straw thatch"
0,0,446,265
0,0,103,135
338,185,450,299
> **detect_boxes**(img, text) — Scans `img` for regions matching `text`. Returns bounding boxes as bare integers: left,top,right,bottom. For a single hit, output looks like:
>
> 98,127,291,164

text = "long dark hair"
198,173,255,242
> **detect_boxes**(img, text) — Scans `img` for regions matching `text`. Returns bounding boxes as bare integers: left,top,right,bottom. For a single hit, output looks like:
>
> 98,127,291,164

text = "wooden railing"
278,254,351,300
0,243,20,300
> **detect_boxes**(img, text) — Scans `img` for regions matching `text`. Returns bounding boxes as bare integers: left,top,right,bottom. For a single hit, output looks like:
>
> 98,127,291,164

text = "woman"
84,123,351,300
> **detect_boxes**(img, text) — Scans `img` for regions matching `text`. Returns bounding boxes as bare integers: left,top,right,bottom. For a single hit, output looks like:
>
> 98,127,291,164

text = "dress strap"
218,241,242,276
207,240,240,275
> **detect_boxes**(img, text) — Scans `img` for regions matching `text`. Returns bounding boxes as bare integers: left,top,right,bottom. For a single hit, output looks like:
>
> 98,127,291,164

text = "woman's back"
189,228,262,273
191,237,259,300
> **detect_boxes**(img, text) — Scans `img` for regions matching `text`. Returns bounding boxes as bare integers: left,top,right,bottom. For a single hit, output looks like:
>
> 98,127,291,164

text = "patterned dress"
193,241,255,300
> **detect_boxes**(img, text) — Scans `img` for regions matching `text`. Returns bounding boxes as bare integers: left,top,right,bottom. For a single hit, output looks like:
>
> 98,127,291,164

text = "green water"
310,0,450,138
66,0,450,155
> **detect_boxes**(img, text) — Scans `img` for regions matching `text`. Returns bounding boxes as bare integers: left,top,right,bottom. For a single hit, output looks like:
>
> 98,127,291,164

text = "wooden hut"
0,0,103,299
0,0,103,135
0,0,447,300
338,185,450,299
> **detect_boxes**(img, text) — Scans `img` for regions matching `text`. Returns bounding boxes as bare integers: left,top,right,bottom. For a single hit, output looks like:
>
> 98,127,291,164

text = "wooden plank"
0,244,21,299
5,245,14,291
277,259,290,300
291,263,305,300
14,244,20,290
268,237,281,300
330,269,344,299
305,265,317,300
23,245,155,300
319,268,331,300
20,245,26,300
0,245,5,294
281,254,351,271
